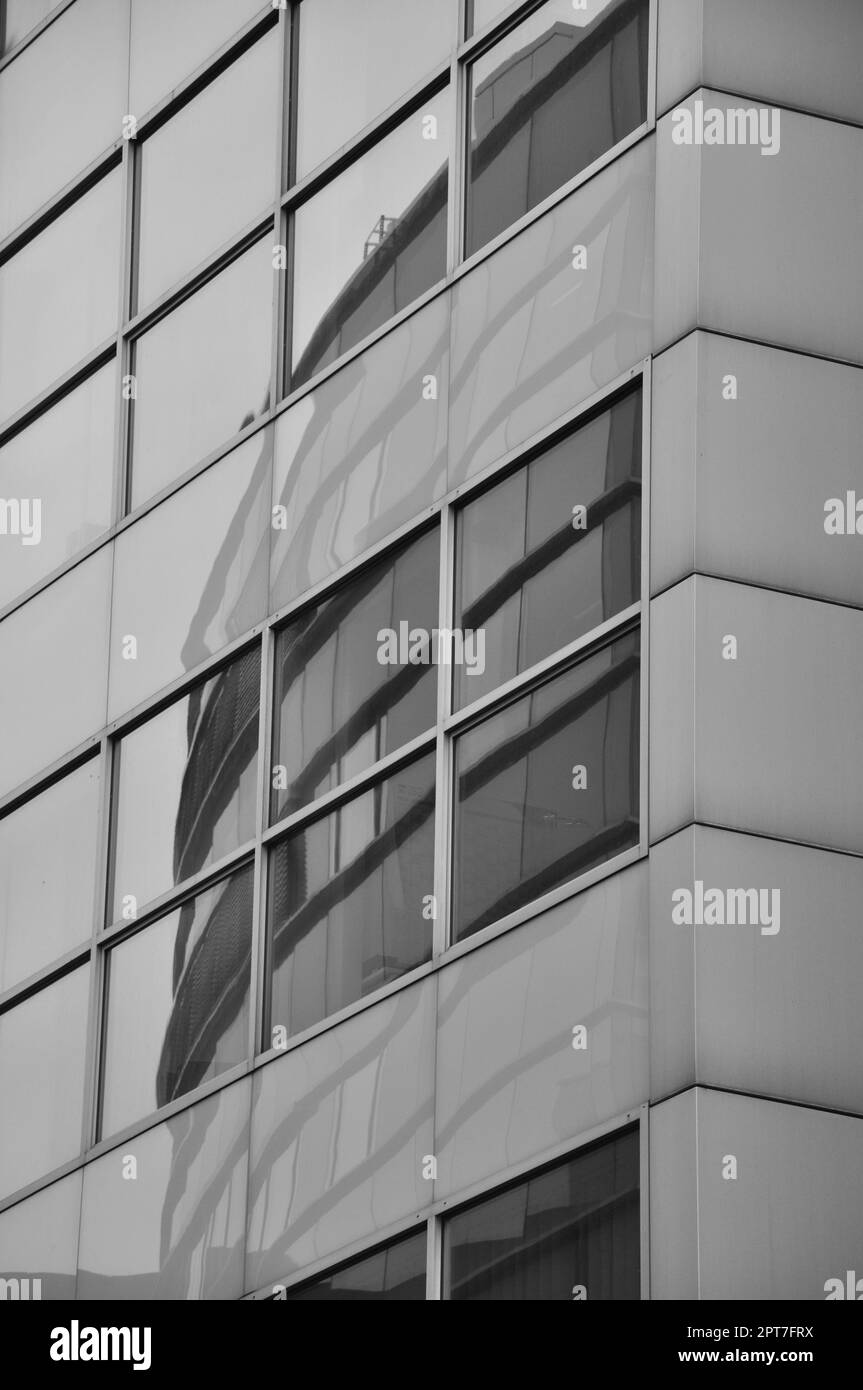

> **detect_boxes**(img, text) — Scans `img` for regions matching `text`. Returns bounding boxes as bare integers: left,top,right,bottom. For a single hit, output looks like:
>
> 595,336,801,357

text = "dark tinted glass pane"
454,387,641,708
271,528,439,823
101,865,253,1137
292,92,449,387
269,753,435,1039
453,632,639,941
286,1230,426,1301
466,0,649,257
445,1128,639,1300
111,646,260,920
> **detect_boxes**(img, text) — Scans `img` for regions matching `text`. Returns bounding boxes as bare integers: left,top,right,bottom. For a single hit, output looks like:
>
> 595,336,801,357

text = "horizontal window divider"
0,337,118,451
89,1058,253,1166
667,80,863,136
0,143,122,265
263,727,438,844
100,843,258,944
105,630,265,740
444,604,641,735
0,730,102,821
0,941,92,1018
0,0,75,74
131,6,279,143
280,62,453,214
459,0,547,62
124,217,275,340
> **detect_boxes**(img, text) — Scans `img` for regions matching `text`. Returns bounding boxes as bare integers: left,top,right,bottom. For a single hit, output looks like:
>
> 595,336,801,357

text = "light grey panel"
648,827,695,1102
653,106,699,355
270,294,448,613
655,0,703,119
690,827,863,1115
695,1090,863,1300
77,1078,251,1300
0,546,112,800
697,94,863,366
0,0,129,243
658,0,863,124
448,136,653,489
109,431,270,722
245,979,435,1291
0,1170,82,1300
649,333,697,597
648,577,695,845
654,332,863,605
434,863,648,1202
694,577,863,855
129,0,264,117
648,1089,698,1299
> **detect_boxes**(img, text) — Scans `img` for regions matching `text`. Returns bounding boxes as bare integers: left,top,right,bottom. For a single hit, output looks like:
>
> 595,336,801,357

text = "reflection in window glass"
0,966,90,1201
111,647,260,920
286,1230,427,1300
101,866,254,1138
296,0,458,179
444,1128,639,1299
292,92,449,387
0,760,100,994
131,241,272,509
0,169,121,427
268,753,435,1040
466,0,649,257
453,632,639,941
0,0,128,243
1,0,56,56
137,30,281,309
454,387,641,708
129,0,264,117
271,528,439,823
0,363,115,609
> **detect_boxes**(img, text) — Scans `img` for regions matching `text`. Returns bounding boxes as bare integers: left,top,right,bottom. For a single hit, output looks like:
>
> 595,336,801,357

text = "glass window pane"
1,0,56,56
268,752,435,1040
0,0,128,243
296,0,458,180
111,646,260,921
101,865,254,1138
454,387,641,708
466,0,649,258
0,363,115,609
286,1230,427,1300
0,169,121,427
129,0,265,118
131,240,272,510
292,92,449,388
453,632,639,941
0,759,100,993
137,31,280,309
0,966,90,1201
272,528,439,823
469,0,514,35
444,1128,639,1299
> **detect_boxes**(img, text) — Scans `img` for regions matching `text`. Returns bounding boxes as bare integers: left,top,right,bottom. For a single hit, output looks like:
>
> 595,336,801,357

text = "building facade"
0,0,861,1300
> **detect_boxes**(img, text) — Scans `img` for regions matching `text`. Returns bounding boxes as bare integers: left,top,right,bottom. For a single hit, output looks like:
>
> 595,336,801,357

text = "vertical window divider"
251,628,275,1061
80,734,114,1154
638,1102,650,1300
638,357,651,855
426,1214,443,1300
446,4,468,274
114,131,136,522
271,1,293,412
432,505,456,957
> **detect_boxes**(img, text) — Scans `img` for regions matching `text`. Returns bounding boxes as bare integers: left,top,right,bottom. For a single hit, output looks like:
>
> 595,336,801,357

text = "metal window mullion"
426,1215,443,1300
433,505,456,956
250,627,275,1062
80,735,114,1154
114,125,136,519
639,356,651,853
445,20,464,275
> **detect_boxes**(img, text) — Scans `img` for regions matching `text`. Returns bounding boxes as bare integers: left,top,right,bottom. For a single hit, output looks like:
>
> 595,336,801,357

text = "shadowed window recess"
466,0,649,257
444,1126,639,1299
282,1229,427,1301
267,753,436,1042
271,526,439,823
454,384,641,708
110,645,261,920
100,864,254,1139
453,630,639,941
